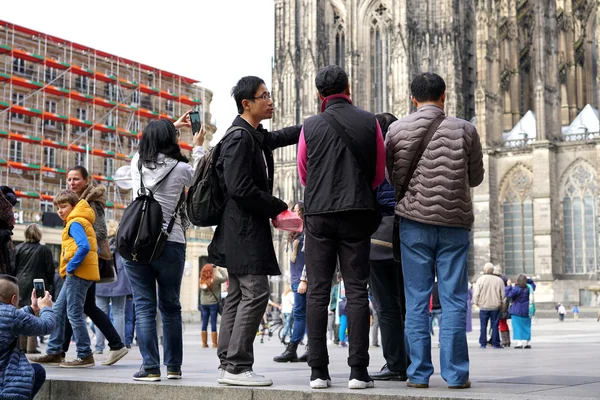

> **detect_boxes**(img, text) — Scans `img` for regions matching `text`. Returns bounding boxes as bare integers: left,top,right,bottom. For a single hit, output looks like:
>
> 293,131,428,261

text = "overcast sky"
1,0,275,142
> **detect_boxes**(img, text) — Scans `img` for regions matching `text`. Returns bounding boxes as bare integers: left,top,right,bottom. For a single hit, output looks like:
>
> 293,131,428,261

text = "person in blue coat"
0,274,56,400
505,274,536,349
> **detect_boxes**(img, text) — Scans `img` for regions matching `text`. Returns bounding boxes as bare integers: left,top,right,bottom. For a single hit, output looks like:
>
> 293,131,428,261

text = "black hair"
375,113,398,140
0,186,17,206
315,65,349,97
231,76,266,115
410,73,446,103
68,165,89,180
138,119,189,170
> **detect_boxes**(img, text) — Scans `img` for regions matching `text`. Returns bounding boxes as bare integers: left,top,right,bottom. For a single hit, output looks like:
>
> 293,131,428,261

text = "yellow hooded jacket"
59,199,100,281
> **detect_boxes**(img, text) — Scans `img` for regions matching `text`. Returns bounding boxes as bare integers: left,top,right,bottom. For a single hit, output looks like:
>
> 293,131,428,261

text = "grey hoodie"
131,147,203,244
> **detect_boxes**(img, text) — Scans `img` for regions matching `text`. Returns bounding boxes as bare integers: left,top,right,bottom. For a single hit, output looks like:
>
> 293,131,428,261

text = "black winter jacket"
207,116,301,275
14,242,54,307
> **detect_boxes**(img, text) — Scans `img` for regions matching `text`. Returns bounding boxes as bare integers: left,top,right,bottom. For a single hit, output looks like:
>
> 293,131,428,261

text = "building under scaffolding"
0,21,216,310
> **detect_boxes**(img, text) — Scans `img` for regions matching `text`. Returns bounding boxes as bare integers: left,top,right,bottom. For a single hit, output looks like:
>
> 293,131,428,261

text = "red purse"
272,210,303,232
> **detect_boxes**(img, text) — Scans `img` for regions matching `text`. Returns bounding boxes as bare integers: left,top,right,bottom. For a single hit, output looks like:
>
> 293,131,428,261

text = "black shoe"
370,364,407,381
167,366,182,380
297,345,309,363
273,341,298,362
310,366,331,389
524,345,531,349
514,345,523,349
133,367,161,382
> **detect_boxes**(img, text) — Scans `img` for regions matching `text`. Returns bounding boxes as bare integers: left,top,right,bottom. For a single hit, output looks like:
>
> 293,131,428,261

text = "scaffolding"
0,20,213,222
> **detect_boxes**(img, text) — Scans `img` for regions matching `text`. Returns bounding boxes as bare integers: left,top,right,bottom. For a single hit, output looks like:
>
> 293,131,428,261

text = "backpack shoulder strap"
221,126,255,152
139,161,180,195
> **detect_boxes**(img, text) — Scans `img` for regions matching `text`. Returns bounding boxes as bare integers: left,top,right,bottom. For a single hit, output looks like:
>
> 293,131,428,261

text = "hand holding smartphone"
189,110,202,134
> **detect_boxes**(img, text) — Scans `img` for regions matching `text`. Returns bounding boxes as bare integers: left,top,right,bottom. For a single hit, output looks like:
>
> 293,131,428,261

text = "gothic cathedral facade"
271,0,600,306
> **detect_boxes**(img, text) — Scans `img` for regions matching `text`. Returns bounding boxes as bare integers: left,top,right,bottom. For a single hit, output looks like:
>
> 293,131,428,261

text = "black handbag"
98,255,117,284
392,114,445,262
209,287,224,315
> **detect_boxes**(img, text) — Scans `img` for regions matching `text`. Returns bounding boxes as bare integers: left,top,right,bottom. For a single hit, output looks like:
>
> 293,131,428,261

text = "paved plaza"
34,317,600,399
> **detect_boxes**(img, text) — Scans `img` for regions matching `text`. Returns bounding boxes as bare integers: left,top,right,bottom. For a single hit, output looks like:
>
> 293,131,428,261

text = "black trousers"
370,258,408,373
306,211,373,368
62,282,124,353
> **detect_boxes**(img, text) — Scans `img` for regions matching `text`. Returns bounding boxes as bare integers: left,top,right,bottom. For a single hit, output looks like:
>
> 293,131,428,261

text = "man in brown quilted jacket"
385,73,484,390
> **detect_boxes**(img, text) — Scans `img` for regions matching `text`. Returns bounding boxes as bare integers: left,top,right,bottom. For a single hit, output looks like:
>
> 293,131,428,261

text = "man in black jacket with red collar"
299,66,385,390
208,76,300,387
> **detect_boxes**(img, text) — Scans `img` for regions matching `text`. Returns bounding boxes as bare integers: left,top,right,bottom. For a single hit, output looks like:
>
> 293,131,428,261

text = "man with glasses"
208,76,301,387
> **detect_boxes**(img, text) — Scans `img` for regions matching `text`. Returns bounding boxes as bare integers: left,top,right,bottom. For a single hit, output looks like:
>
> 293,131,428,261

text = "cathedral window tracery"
562,162,600,274
369,2,391,113
501,166,534,276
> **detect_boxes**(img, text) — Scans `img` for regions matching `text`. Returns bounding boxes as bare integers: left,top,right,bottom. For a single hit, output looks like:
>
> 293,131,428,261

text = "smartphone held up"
189,110,202,134
33,279,45,298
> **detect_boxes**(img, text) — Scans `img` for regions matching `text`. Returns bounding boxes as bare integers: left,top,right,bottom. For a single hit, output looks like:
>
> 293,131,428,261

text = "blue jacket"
505,280,536,317
0,303,56,400
376,179,395,216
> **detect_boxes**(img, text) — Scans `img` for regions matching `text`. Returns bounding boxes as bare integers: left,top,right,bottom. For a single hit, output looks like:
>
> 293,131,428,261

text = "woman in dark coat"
0,186,17,276
14,224,54,353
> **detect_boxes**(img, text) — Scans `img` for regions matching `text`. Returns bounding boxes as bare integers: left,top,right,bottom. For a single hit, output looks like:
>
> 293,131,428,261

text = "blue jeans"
31,363,46,398
281,312,293,338
123,242,185,370
339,315,348,342
47,275,93,359
479,309,500,348
400,218,470,386
291,282,307,343
430,309,442,341
95,295,126,351
124,296,135,346
201,304,219,332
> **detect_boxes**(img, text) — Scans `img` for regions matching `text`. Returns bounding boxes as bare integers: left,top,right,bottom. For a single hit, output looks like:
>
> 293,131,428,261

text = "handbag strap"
320,112,374,187
397,114,445,201
209,283,221,303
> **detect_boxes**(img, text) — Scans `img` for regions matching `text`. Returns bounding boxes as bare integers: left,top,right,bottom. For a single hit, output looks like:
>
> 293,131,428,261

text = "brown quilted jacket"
385,104,484,229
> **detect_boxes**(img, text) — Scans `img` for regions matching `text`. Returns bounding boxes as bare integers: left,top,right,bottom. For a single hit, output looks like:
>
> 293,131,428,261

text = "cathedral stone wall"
272,0,600,305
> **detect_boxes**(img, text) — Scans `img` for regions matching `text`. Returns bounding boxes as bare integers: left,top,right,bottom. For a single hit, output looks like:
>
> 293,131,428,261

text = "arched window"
562,162,599,274
501,166,534,276
369,3,390,113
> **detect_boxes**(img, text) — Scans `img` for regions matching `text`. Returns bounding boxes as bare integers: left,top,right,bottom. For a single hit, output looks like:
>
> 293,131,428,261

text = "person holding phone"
123,111,205,382
14,224,55,354
0,274,55,400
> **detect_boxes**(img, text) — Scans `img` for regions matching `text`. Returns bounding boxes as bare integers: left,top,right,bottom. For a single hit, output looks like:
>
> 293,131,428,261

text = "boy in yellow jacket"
30,190,99,368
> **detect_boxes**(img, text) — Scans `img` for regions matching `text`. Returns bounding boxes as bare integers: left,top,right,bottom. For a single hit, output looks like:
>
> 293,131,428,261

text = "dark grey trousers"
217,273,270,374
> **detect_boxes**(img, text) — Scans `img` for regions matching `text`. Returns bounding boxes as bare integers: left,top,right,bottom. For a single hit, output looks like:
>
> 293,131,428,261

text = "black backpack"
187,126,252,227
117,162,185,263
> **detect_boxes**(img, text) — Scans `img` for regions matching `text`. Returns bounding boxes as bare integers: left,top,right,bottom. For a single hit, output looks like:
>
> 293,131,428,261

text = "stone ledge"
34,379,587,400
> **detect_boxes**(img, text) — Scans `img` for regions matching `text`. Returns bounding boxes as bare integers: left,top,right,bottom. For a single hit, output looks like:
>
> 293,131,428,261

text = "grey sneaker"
217,367,225,384
221,370,273,386
102,347,129,366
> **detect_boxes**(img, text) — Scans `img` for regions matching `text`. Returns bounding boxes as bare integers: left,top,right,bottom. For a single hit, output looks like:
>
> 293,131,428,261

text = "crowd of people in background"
3,64,595,399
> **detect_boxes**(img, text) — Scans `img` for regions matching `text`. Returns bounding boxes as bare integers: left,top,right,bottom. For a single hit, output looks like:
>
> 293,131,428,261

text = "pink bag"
272,210,304,232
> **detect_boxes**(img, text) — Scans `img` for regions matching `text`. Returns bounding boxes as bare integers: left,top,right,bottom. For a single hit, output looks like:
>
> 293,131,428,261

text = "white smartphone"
33,279,45,298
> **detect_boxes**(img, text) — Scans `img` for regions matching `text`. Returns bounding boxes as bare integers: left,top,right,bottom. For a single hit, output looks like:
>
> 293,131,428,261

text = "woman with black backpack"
123,112,205,382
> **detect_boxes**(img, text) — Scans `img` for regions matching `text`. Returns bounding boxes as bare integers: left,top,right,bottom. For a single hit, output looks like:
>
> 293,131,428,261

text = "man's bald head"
0,275,19,305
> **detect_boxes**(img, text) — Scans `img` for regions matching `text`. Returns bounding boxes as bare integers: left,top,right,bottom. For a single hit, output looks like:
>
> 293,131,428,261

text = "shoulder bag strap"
320,112,374,186
165,189,186,235
397,114,445,201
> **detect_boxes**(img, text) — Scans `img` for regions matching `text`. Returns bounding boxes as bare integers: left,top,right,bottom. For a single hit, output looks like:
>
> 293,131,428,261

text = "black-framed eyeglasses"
251,93,271,101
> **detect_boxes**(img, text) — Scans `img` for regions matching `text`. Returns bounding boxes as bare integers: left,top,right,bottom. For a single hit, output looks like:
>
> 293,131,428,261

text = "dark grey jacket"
385,105,484,229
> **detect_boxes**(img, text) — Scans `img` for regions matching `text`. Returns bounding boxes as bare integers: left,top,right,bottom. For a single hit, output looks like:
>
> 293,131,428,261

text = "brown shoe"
59,354,95,368
211,332,218,348
201,331,208,348
29,353,64,365
449,380,471,389
407,379,429,388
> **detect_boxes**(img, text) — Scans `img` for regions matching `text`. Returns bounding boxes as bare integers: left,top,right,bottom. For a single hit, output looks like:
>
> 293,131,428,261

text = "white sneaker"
102,347,129,366
348,379,375,389
221,370,273,386
217,367,225,384
310,378,332,389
